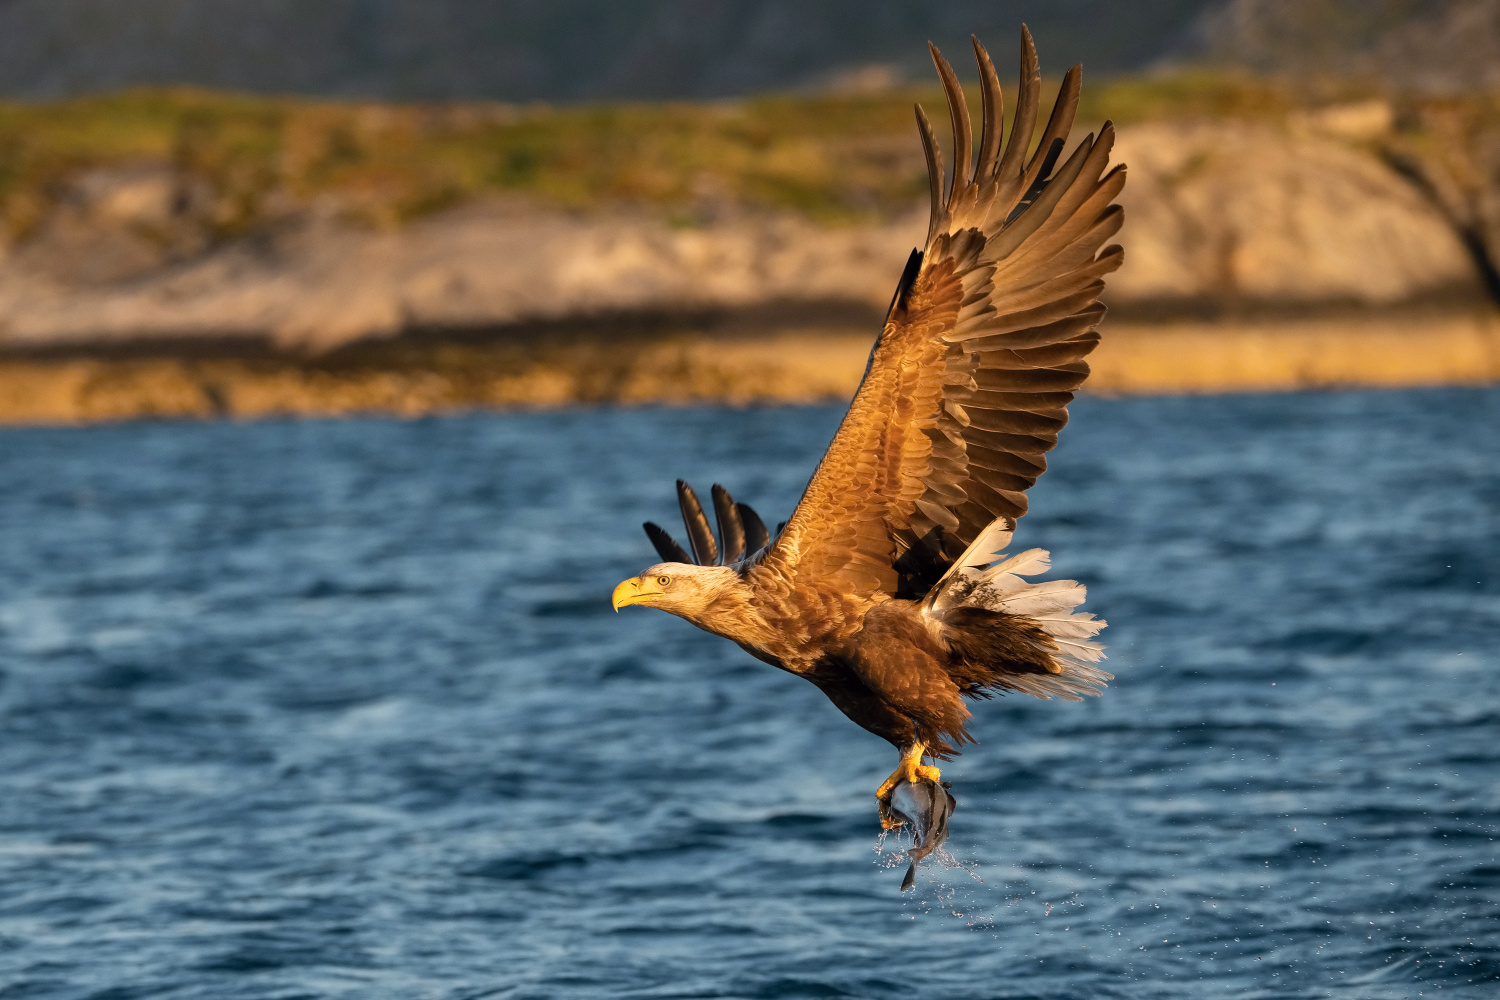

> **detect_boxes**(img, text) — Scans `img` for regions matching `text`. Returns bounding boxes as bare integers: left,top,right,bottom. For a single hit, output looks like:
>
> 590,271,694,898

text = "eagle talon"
875,743,941,822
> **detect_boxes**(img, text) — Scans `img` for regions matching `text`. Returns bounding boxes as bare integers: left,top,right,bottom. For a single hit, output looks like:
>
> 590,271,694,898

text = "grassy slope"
2,72,1494,297
0,73,1330,240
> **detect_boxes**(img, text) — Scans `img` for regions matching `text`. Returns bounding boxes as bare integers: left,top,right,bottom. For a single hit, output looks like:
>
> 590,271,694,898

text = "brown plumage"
613,30,1122,833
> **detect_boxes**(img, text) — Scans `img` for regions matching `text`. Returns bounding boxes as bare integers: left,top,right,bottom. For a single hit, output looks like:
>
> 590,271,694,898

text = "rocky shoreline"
2,307,1494,425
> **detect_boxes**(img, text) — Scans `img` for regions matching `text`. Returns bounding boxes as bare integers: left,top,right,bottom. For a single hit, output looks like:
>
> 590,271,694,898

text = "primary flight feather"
613,29,1123,851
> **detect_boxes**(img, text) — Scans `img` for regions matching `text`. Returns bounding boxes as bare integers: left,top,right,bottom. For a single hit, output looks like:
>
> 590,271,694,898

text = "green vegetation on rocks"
0,72,1405,242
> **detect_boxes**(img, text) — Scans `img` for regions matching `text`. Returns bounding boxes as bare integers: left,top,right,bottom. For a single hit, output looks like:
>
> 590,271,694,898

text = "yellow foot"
875,744,942,828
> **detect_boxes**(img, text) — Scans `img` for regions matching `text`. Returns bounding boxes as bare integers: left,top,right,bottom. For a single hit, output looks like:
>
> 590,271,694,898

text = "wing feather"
930,44,971,208
739,503,771,555
991,30,1040,193
971,36,1004,185
676,480,718,567
750,30,1124,600
712,484,746,565
643,522,692,564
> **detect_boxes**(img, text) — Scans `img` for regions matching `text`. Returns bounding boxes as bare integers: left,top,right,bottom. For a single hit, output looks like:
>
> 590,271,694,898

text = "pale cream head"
612,562,743,625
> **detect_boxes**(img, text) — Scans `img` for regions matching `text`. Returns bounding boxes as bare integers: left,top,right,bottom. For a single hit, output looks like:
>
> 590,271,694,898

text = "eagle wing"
753,31,1125,600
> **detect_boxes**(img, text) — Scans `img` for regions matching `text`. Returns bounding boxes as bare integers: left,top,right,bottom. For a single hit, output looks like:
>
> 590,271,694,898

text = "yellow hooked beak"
611,576,662,611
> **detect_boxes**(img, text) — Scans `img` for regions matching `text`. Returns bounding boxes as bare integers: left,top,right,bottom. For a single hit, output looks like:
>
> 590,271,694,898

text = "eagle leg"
875,743,943,829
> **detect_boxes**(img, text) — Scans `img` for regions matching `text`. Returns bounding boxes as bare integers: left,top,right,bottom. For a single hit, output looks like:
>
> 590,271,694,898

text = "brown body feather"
627,30,1121,760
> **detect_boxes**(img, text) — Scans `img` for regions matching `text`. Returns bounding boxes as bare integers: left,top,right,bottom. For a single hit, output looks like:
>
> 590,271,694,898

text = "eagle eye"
657,575,671,587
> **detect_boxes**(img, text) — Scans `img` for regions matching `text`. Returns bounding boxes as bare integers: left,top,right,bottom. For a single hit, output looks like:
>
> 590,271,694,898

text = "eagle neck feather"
692,580,877,676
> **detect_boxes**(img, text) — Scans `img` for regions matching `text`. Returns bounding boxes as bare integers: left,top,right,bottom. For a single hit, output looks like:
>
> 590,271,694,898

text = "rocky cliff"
0,115,1487,354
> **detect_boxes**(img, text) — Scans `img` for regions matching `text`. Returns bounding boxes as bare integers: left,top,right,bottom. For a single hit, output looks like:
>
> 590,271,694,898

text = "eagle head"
612,562,743,625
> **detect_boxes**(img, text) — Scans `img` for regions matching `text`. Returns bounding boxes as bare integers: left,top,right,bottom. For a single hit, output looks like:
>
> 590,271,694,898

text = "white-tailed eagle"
614,29,1122,853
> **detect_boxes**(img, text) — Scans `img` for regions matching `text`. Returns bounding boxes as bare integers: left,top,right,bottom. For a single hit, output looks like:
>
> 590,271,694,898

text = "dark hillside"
0,0,1211,100
4,1,1493,101
1174,0,1500,91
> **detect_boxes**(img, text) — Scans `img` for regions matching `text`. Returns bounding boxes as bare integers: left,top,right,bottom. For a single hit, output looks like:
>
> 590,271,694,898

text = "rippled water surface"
0,388,1496,999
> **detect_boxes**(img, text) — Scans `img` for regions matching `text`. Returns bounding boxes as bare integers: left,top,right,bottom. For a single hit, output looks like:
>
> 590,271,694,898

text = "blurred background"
0,4,1496,999
0,0,1497,417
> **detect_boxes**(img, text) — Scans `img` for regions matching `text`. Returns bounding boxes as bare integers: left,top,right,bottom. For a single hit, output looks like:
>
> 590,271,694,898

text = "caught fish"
885,777,957,891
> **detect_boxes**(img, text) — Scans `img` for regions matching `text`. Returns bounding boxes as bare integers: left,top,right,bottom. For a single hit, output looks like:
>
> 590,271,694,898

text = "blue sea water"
0,387,1495,999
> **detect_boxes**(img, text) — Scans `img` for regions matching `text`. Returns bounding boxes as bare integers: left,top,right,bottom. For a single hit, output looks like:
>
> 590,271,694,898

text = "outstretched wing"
754,30,1125,600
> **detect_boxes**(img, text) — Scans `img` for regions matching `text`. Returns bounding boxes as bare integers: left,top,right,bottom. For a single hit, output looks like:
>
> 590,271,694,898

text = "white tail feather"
1052,637,1107,661
987,548,1051,578
926,516,1111,700
993,584,1087,617
924,520,1011,607
1030,616,1104,640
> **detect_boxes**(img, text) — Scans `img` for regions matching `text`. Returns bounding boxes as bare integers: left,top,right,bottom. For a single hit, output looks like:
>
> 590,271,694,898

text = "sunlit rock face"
8,164,216,286
1109,120,1480,310
0,200,924,352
